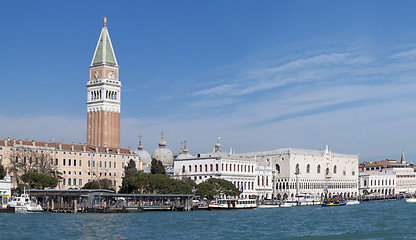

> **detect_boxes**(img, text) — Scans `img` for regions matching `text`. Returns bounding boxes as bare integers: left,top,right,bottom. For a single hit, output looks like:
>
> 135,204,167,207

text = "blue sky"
1,0,416,162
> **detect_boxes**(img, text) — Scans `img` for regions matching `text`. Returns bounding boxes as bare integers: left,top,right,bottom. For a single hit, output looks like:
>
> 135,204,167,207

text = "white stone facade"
359,170,396,196
240,146,359,200
393,168,416,194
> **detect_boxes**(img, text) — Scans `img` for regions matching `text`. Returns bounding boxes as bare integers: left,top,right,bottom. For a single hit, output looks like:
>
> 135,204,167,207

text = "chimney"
19,140,23,145
71,142,75,151
13,140,16,145
59,143,62,150
117,149,120,154
45,143,48,147
83,145,86,152
95,147,99,153
4,140,7,146
32,141,36,146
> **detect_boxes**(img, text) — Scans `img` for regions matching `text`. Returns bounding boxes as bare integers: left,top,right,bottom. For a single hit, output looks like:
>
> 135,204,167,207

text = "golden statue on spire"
103,17,107,25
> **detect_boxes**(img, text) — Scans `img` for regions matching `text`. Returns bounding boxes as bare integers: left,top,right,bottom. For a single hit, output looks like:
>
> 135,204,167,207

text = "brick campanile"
87,17,121,148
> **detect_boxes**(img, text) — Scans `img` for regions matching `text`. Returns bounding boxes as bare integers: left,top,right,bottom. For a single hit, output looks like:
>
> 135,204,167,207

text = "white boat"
9,193,43,213
208,198,257,210
405,197,416,203
258,204,279,208
346,200,360,205
281,193,321,207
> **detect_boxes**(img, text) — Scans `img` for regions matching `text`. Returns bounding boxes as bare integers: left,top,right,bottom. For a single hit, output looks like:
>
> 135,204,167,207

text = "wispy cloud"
392,48,416,58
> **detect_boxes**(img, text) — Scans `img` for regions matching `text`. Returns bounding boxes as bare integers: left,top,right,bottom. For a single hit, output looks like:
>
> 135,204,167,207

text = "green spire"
91,18,118,67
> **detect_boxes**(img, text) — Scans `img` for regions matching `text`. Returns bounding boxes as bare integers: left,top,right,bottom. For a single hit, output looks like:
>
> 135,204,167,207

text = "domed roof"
152,133,173,166
176,141,193,160
134,135,152,173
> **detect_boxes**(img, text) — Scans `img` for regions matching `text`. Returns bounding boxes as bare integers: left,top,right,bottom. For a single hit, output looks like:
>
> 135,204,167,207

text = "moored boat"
208,198,256,210
346,200,360,205
9,193,43,213
322,201,347,207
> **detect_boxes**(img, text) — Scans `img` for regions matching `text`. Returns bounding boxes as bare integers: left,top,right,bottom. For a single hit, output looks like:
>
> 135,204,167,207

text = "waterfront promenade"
0,200,414,239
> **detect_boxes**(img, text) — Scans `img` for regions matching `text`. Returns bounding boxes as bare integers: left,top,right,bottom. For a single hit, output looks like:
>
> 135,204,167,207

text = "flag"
240,185,244,193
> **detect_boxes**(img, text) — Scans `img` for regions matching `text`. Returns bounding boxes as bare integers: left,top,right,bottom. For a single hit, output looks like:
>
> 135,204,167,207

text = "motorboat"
346,200,360,205
280,193,321,207
322,200,347,207
405,195,416,203
208,198,256,210
9,193,43,213
258,200,279,208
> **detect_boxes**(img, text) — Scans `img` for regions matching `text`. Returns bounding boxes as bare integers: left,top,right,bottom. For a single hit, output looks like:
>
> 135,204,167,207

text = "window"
63,159,66,166
182,166,185,173
79,179,82,186
205,164,207,172
343,170,346,176
114,162,116,168
326,168,330,176
210,164,213,171
109,161,111,168
68,159,71,166
317,165,321,173
105,161,107,168
88,160,91,167
92,160,95,167
200,165,202,172
306,164,310,173
100,161,102,168
74,159,77,166
55,158,58,165
189,165,191,172
68,178,71,185
352,171,355,176
295,164,300,174
79,160,82,167
216,164,218,171
276,164,280,173
88,172,91,176
63,178,66,185
73,178,76,185
333,165,337,174
195,165,197,172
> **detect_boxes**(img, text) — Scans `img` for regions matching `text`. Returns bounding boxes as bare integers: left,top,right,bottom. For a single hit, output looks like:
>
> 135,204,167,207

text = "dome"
134,136,152,173
176,143,193,160
152,134,173,167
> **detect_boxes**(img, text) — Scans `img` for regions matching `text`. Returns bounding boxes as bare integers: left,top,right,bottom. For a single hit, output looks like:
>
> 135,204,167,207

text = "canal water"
1,200,415,239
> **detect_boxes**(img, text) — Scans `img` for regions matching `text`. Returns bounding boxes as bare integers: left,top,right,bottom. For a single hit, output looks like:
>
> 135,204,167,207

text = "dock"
28,189,196,213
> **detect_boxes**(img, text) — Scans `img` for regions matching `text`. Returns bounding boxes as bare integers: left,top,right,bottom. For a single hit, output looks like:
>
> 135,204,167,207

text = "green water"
1,200,415,239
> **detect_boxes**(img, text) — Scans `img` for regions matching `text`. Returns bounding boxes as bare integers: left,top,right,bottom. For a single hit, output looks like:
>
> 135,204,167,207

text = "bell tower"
87,17,121,148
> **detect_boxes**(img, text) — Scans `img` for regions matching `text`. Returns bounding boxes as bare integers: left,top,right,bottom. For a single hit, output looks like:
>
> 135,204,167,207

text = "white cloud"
392,48,416,58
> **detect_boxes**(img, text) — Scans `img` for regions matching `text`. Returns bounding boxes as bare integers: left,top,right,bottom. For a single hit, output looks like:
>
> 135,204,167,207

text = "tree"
0,164,6,179
82,178,114,191
195,178,241,199
124,159,138,177
20,172,58,189
118,172,192,194
7,147,59,186
151,158,165,175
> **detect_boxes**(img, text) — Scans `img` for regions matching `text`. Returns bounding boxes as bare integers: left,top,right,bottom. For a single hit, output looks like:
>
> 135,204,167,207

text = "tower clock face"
108,71,115,80
94,71,99,79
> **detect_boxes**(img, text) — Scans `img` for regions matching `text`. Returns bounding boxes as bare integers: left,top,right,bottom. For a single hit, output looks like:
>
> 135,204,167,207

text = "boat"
9,193,43,213
405,195,416,203
208,198,257,210
321,200,347,207
346,200,360,205
280,193,321,207
258,200,279,208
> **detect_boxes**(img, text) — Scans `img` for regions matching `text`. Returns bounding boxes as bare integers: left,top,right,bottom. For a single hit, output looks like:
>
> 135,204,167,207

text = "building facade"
0,139,141,191
359,170,396,196
240,145,359,200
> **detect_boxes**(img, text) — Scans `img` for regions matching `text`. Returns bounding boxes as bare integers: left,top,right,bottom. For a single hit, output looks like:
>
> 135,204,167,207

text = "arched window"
295,164,300,174
276,164,280,173
326,168,330,176
68,178,71,186
317,165,321,173
306,164,310,173
189,165,191,172
333,165,337,174
182,166,185,173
